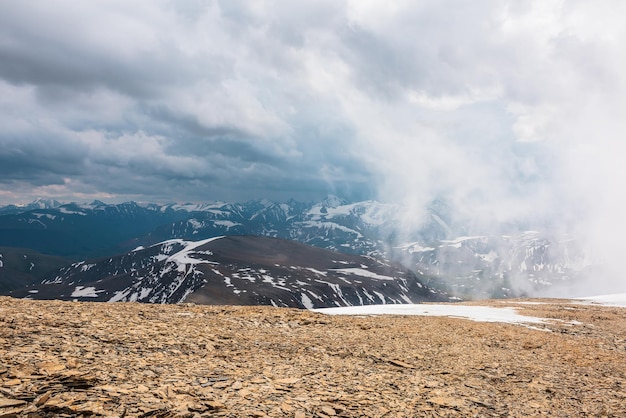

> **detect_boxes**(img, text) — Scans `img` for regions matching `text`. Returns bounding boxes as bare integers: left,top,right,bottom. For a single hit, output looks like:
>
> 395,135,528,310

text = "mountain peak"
320,195,348,208
30,198,63,209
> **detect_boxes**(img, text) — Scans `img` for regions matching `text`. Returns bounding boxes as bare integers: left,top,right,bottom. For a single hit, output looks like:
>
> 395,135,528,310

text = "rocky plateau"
1,297,625,417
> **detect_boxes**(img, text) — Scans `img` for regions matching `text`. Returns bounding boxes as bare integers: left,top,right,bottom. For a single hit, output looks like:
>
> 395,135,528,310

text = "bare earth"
1,297,625,417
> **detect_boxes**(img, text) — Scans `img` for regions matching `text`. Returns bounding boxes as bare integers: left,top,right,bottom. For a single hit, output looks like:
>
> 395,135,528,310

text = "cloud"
0,1,362,202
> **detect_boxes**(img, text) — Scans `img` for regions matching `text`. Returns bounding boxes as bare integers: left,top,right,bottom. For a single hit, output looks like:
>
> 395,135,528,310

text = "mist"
339,2,626,297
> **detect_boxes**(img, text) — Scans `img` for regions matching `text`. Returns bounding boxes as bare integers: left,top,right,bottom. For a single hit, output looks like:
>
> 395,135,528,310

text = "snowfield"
314,293,626,327
312,304,551,325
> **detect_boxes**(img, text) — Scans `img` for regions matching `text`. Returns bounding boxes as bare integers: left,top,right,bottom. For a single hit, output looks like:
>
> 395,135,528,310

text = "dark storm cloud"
0,21,164,99
0,1,368,203
143,105,247,141
138,105,288,166
0,126,88,180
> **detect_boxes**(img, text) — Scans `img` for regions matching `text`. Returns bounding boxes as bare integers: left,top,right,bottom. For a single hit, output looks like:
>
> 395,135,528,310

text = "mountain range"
0,197,593,302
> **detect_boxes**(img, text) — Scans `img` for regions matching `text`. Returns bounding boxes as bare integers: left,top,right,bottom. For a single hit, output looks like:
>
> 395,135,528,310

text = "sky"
1,1,625,245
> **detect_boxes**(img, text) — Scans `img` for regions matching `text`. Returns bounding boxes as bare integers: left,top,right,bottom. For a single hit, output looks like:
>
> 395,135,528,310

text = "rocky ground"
1,296,625,417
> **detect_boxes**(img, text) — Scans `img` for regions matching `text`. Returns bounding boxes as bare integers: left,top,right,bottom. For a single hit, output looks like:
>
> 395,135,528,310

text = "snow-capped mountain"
130,197,398,257
394,231,592,298
13,236,451,308
0,196,593,298
0,198,64,215
0,200,192,258
0,196,402,259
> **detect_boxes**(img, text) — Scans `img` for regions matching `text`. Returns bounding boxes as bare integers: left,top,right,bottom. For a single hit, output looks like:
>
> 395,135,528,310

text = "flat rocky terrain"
1,296,625,417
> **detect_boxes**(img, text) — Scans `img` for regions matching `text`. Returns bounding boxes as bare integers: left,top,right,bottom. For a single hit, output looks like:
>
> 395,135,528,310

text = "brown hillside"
1,297,625,417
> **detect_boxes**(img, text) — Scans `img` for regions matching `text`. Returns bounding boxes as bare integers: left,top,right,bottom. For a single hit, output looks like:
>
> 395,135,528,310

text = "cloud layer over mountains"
1,1,625,286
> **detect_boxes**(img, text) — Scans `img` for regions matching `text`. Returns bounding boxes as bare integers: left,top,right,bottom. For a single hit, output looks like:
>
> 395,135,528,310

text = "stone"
0,398,27,407
275,377,301,385
320,405,336,415
35,392,52,406
2,379,21,387
427,396,466,408
388,359,414,369
204,400,225,410
281,402,294,412
37,361,66,374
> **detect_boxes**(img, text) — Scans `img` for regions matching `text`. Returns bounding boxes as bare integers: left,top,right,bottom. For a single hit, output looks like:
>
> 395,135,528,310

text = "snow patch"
164,202,227,212
441,236,486,248
109,289,129,302
33,213,57,220
71,286,102,298
372,291,386,304
313,304,555,327
305,267,327,276
139,287,152,299
297,221,363,237
80,263,95,272
214,220,241,229
59,207,87,216
187,219,204,230
301,293,314,309
331,268,396,281
167,236,224,272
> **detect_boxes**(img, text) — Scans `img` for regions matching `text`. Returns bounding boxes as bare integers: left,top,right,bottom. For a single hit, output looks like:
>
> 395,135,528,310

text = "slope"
11,236,449,308
0,248,69,293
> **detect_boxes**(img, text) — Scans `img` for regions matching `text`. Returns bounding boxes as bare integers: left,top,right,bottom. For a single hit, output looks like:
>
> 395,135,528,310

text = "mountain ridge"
11,235,451,308
0,197,592,299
